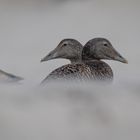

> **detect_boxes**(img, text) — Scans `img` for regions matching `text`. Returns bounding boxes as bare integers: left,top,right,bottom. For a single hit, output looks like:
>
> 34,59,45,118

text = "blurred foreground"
0,81,140,140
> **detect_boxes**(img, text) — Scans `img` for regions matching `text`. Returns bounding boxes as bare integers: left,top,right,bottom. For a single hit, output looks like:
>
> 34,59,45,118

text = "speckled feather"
41,60,113,84
85,60,113,80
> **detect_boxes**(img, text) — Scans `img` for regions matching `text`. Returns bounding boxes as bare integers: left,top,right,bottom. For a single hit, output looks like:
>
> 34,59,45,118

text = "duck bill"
41,49,59,62
114,54,128,63
105,48,128,64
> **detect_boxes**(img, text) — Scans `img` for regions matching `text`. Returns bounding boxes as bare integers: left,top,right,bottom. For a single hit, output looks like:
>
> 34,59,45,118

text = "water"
0,0,140,139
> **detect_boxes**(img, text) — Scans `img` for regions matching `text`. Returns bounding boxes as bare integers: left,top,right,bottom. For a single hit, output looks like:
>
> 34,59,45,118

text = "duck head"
82,38,128,63
41,39,83,64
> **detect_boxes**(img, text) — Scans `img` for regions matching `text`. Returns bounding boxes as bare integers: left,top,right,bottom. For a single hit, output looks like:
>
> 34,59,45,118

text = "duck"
81,38,127,81
41,38,127,84
40,38,83,84
0,69,23,83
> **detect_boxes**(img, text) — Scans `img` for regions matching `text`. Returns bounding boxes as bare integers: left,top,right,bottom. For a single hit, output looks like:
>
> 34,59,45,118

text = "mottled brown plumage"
41,60,113,84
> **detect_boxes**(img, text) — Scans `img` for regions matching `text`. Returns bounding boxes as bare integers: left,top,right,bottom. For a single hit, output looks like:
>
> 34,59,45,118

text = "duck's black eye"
103,43,108,47
63,43,67,46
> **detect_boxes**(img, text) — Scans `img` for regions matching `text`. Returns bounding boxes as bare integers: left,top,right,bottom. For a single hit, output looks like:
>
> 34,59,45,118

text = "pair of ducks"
41,38,127,84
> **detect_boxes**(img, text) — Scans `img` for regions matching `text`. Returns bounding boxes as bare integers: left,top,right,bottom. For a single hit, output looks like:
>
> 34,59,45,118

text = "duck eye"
103,43,108,47
63,43,67,46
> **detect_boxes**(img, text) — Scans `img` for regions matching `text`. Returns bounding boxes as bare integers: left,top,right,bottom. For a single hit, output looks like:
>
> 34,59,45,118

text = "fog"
0,0,140,140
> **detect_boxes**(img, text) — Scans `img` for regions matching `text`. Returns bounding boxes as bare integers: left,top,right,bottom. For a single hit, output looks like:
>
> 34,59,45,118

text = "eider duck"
0,69,23,83
40,39,83,84
81,38,127,81
41,38,127,84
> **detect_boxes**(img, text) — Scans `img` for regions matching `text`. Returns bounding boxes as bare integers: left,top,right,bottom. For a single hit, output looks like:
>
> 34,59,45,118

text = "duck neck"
82,58,100,63
70,57,82,64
